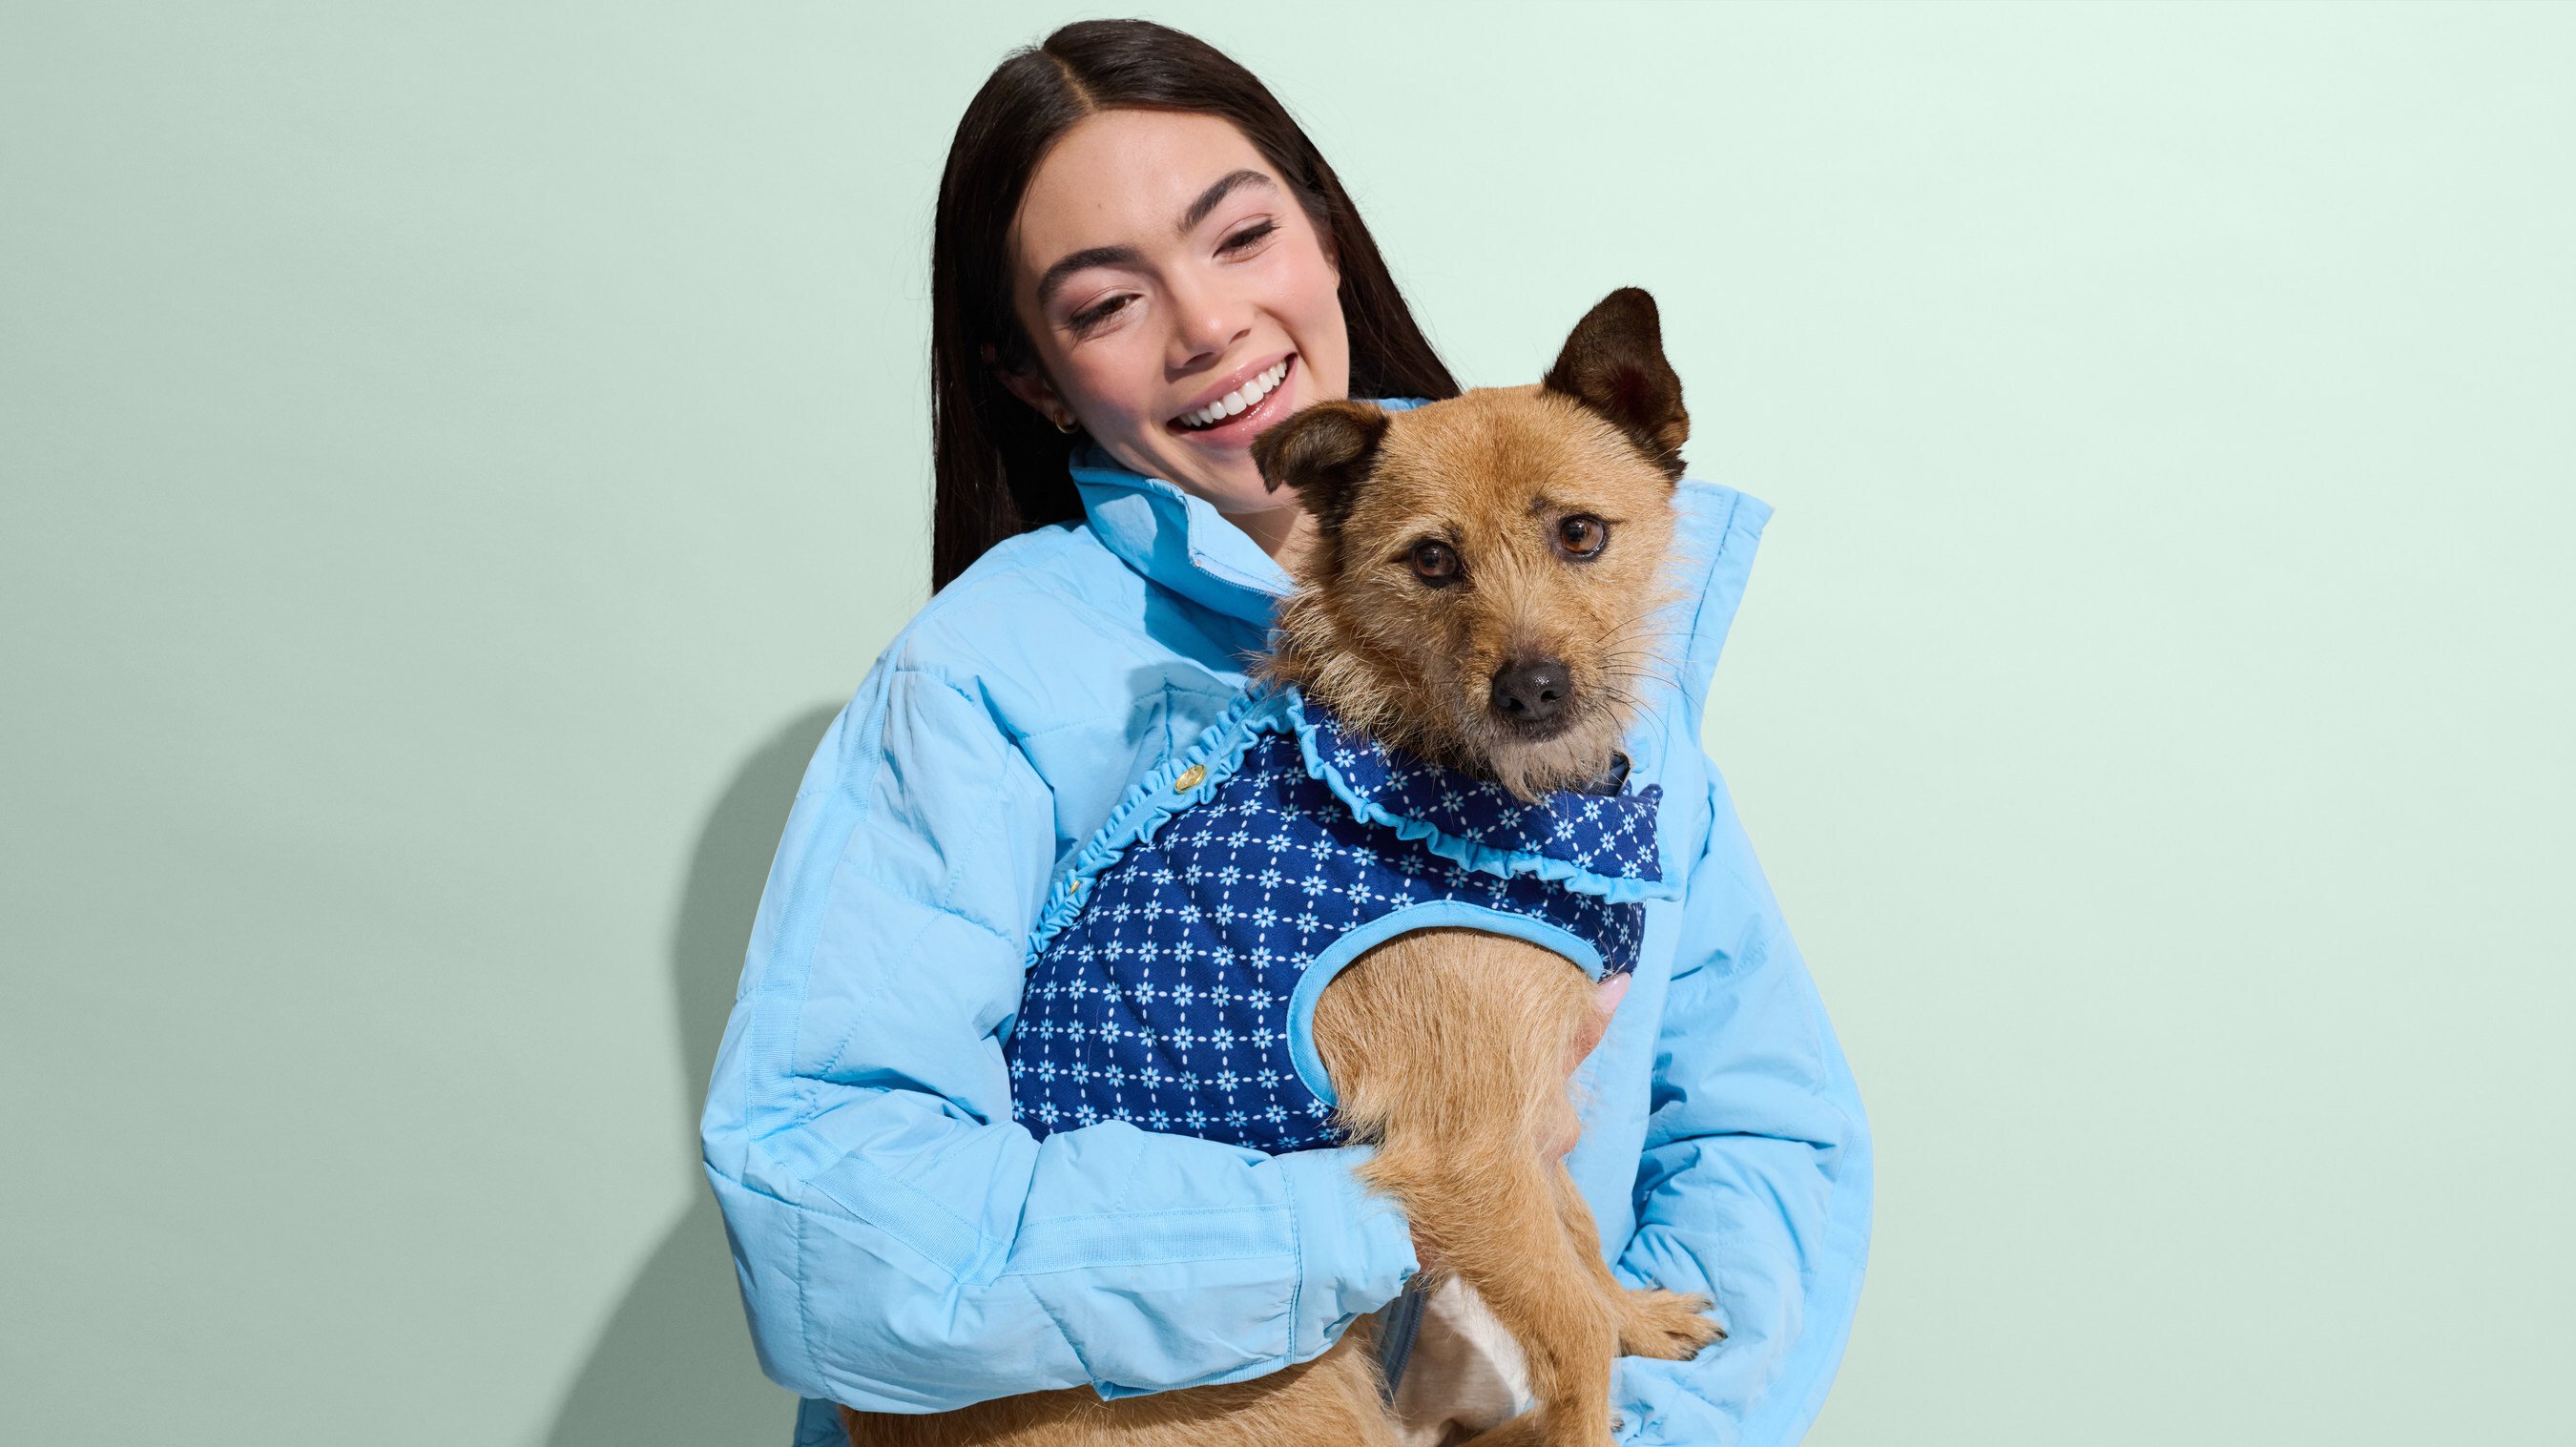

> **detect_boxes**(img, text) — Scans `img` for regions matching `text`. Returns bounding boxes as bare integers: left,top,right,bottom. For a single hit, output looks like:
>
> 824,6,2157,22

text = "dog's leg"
840,1325,1402,1447
1452,1408,1551,1447
1431,1181,1719,1447
1548,1166,1724,1362
1316,928,1624,1447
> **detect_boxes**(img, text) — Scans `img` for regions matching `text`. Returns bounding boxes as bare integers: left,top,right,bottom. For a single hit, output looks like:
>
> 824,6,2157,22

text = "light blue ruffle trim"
1024,683,1678,967
1278,689,1682,905
1023,683,1295,963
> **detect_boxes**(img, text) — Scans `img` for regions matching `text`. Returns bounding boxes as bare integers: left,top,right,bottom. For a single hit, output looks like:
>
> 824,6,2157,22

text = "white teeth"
1179,359,1291,429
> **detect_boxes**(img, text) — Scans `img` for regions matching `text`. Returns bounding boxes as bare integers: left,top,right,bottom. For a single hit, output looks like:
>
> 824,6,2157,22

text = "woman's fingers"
1561,972,1630,1076
1550,974,1631,1157
1594,970,1631,1021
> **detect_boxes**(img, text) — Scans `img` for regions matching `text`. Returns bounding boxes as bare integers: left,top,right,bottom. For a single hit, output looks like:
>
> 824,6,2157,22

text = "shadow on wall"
545,703,843,1447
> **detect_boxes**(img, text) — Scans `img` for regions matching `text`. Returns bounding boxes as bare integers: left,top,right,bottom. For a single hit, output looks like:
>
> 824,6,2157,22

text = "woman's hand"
1548,972,1629,1158
1411,972,1629,1276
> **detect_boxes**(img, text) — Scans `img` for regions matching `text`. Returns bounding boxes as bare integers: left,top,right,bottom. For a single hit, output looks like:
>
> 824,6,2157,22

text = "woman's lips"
1164,354,1297,445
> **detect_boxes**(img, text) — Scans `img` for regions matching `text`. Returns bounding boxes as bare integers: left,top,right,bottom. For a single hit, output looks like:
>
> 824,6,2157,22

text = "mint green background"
6,4,2570,1443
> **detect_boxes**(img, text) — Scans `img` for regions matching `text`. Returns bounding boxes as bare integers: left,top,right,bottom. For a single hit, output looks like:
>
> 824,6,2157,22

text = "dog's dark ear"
1254,400,1390,529
1542,287,1688,482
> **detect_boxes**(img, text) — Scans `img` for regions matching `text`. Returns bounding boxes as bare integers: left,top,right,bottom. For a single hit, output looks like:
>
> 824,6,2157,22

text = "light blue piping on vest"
1281,899,1607,1107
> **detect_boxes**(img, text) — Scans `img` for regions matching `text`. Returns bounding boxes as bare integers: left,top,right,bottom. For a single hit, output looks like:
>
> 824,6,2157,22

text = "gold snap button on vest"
1173,764,1207,793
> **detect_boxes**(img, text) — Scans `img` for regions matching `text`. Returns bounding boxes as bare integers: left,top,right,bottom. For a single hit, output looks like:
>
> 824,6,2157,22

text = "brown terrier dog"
841,288,1718,1447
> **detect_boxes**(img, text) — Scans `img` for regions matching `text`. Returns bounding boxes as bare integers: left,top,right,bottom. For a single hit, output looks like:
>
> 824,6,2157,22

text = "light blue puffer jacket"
698,403,1874,1446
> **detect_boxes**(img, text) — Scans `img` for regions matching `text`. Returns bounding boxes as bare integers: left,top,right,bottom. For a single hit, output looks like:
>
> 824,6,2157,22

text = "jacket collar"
1067,399,1430,625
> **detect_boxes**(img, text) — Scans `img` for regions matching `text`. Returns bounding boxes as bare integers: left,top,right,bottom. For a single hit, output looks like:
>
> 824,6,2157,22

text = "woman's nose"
1164,269,1251,369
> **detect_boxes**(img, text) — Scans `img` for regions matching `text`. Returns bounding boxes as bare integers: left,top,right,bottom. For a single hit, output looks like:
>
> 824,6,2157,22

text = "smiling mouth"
1168,355,1295,435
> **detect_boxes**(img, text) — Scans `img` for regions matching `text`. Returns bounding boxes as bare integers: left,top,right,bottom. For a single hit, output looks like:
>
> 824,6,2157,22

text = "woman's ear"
983,341,1076,431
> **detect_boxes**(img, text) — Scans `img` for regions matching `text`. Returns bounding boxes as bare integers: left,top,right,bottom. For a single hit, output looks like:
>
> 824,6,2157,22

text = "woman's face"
1003,109,1351,555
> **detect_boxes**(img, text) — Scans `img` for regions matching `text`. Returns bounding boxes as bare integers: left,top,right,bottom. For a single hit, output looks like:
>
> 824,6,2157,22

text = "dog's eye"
1557,514,1610,558
1410,540,1461,584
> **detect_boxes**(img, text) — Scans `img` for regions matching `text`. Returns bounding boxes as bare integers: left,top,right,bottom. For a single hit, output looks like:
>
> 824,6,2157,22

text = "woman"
698,19,1872,1446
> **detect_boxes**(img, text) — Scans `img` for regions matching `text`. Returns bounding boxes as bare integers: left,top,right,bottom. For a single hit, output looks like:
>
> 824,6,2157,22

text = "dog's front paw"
1615,1288,1724,1360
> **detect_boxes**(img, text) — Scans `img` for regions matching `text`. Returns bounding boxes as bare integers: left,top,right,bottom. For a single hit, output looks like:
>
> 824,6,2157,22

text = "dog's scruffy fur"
841,289,1719,1447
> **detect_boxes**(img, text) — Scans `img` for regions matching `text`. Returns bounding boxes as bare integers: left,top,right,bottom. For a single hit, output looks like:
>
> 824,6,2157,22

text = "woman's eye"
1556,514,1610,558
1220,219,1278,255
1069,295,1131,335
1410,540,1461,583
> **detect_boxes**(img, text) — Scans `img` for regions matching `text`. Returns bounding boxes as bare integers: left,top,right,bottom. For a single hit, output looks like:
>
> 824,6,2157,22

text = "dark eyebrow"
1034,244,1146,312
1178,169,1274,235
1030,171,1276,314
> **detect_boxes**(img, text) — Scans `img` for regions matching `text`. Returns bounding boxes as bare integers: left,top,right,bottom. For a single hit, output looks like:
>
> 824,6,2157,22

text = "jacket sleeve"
1606,765,1875,1446
699,657,1420,1413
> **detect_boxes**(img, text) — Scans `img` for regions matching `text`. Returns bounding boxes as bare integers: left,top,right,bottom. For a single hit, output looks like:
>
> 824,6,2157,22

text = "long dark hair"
929,18,1460,591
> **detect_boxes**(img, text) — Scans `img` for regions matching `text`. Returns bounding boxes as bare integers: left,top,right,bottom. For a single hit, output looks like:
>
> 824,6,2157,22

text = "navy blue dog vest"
1005,684,1676,1154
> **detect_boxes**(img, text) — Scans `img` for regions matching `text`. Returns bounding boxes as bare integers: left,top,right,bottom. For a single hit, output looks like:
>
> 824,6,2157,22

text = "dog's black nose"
1490,658,1572,726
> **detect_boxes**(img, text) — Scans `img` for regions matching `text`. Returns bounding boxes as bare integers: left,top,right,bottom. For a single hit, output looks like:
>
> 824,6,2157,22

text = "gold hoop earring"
1051,408,1079,435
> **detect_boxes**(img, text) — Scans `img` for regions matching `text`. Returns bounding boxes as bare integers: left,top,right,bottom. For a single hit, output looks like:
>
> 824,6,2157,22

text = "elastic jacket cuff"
1278,1144,1419,1358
